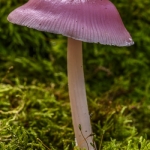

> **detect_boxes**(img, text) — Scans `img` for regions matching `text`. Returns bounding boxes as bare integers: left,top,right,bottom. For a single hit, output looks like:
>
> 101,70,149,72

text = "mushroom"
7,0,134,149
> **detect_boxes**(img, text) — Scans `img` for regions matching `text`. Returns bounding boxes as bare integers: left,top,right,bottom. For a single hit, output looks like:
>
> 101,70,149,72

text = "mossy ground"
0,0,150,149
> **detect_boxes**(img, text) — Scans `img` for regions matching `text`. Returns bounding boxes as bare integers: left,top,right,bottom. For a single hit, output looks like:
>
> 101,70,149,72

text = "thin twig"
79,124,89,150
1,66,14,84
37,138,51,150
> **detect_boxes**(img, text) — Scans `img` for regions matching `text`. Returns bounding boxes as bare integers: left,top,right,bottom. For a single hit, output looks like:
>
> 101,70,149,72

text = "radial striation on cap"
8,0,134,46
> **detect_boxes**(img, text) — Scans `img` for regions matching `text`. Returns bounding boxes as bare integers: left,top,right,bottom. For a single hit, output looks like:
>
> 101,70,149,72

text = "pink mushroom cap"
8,0,134,46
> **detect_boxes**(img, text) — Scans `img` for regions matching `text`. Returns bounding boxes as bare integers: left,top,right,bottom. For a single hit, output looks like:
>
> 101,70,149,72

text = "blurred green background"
0,0,150,149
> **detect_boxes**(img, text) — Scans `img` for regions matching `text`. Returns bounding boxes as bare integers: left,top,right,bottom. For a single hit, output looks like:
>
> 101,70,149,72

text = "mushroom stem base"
67,38,95,150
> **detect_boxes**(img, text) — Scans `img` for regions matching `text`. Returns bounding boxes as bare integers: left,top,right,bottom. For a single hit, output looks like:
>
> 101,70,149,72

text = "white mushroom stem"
67,38,95,150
